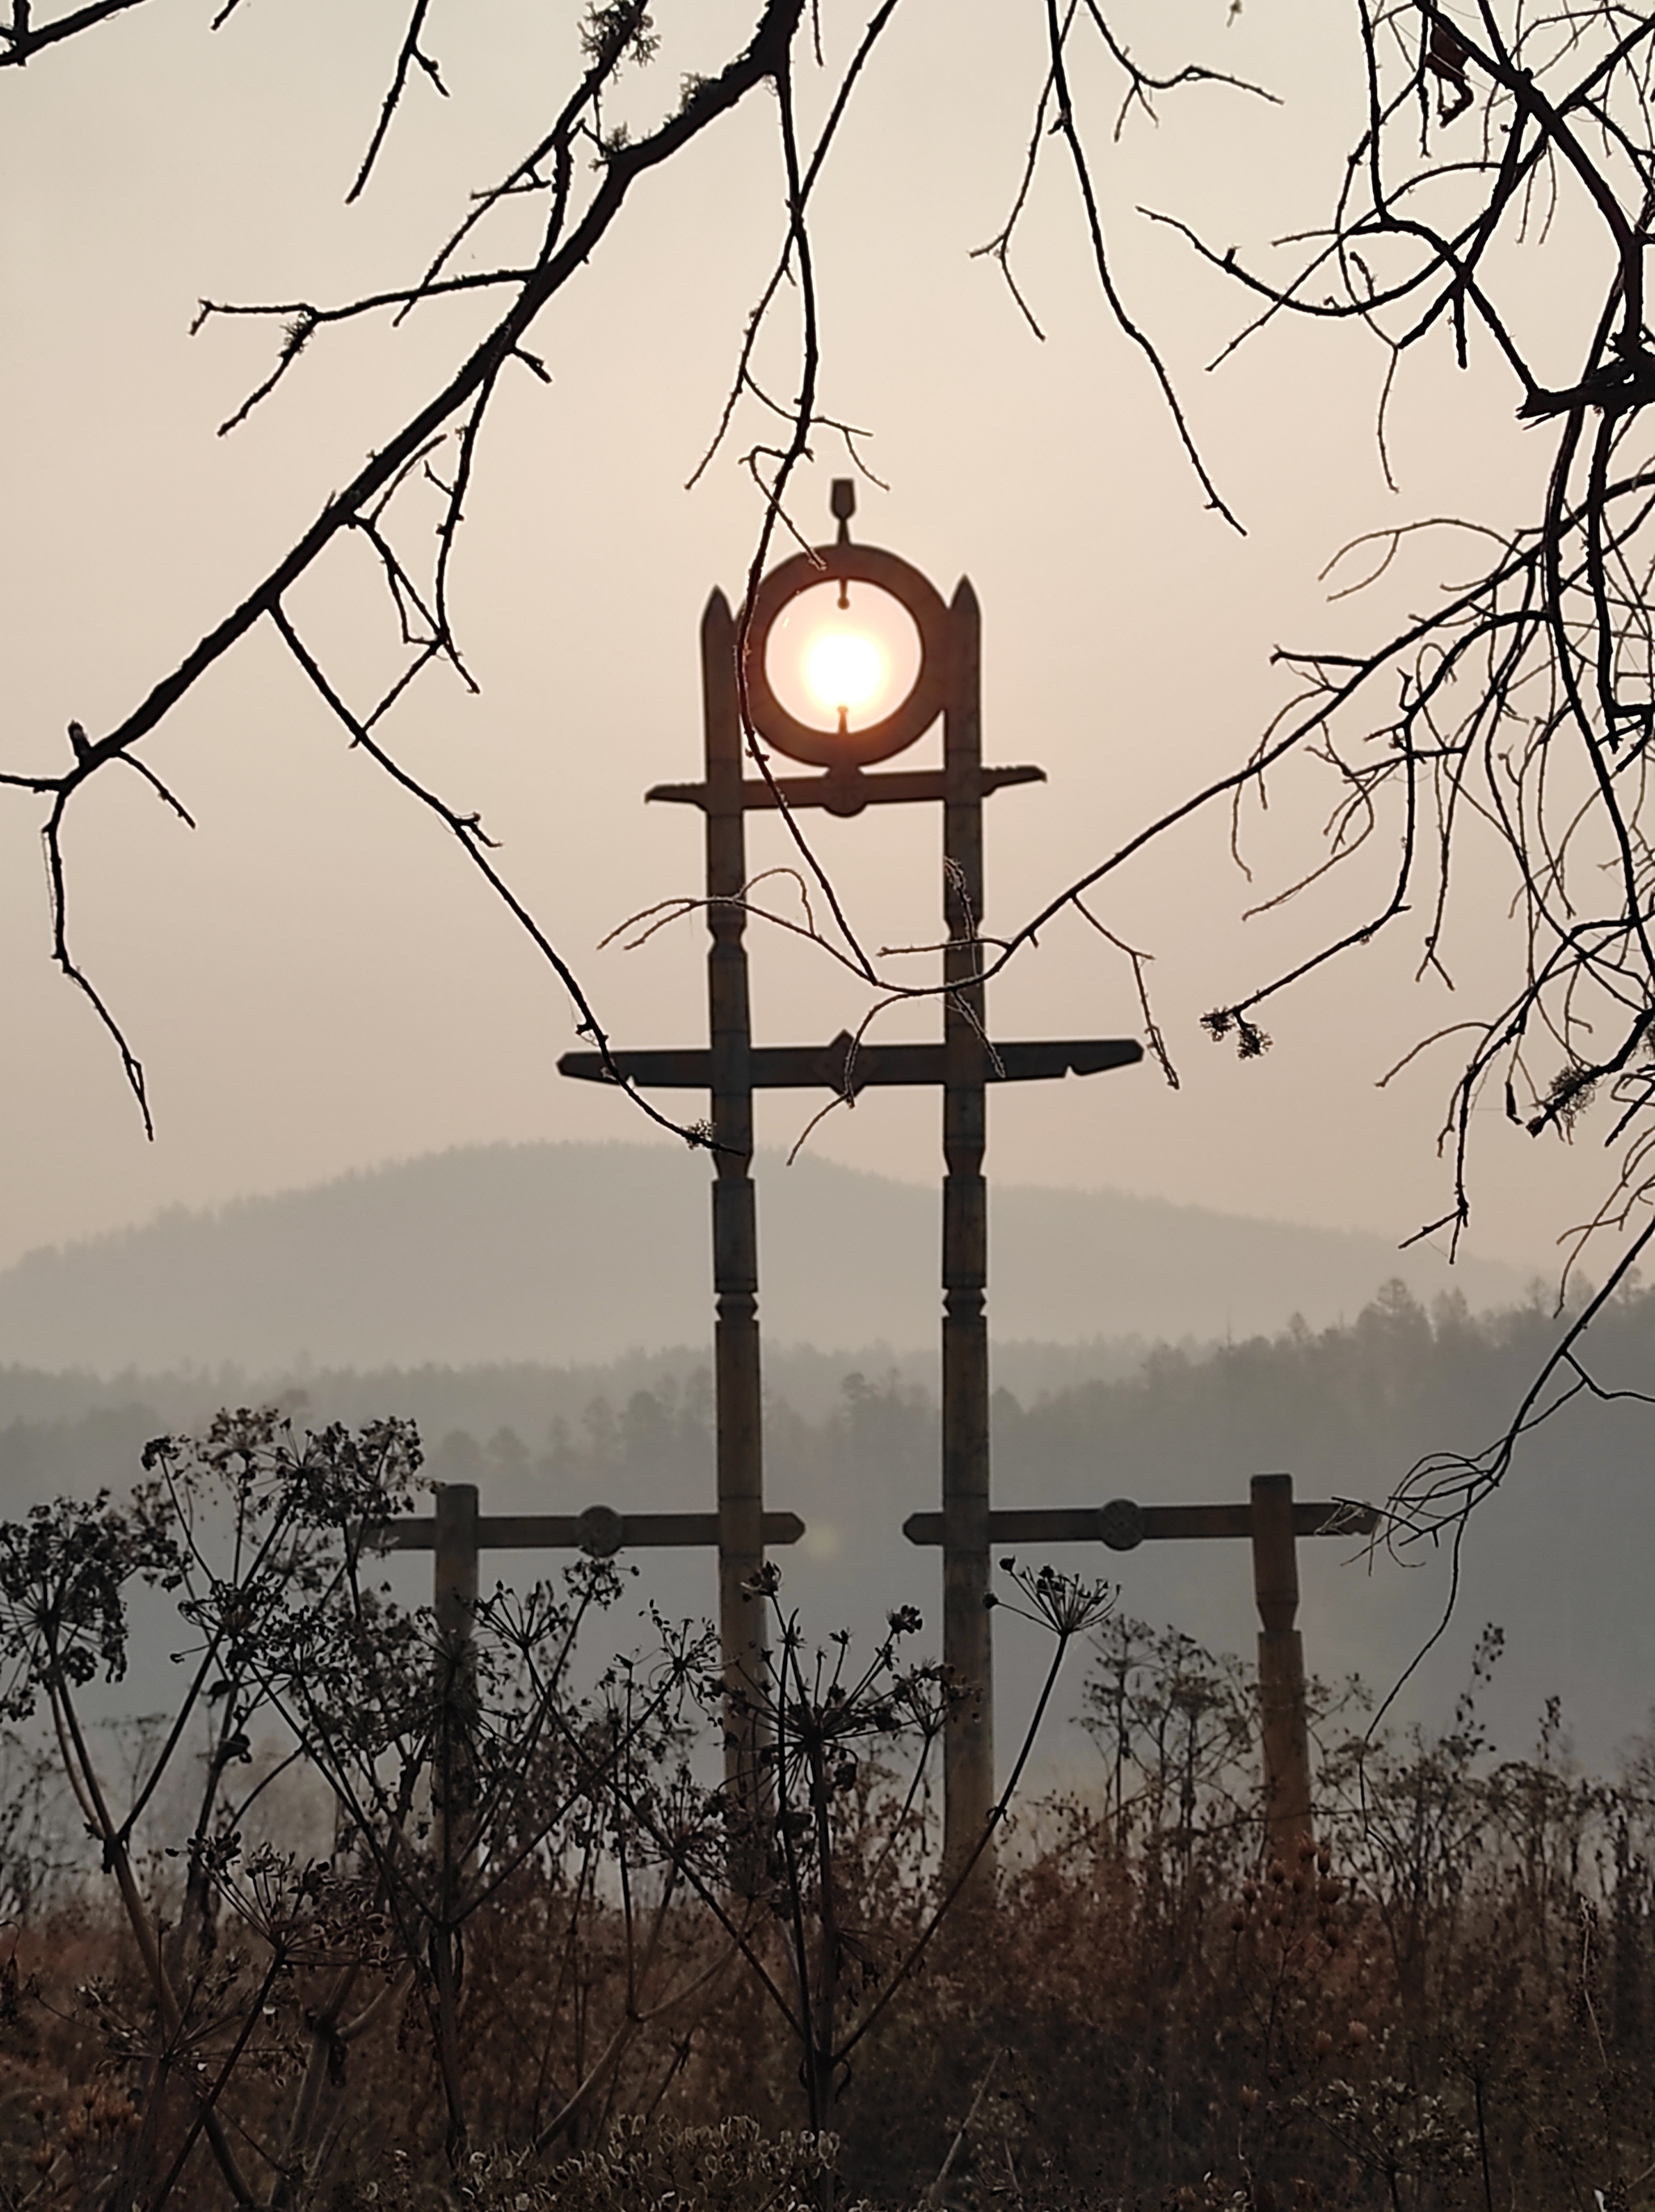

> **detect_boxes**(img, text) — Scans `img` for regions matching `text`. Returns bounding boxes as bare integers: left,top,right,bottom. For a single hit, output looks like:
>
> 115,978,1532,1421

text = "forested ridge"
2,1279,1651,1754
0,1272,1625,1507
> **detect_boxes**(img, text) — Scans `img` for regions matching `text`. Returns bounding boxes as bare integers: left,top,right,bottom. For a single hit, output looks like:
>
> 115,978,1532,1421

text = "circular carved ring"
578,1503,625,1559
743,541,952,769
1098,1498,1146,1553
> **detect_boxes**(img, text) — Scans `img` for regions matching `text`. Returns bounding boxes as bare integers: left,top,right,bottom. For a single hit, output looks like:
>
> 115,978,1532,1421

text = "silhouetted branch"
6,0,806,1125
0,0,153,67
347,0,445,206
268,603,716,1154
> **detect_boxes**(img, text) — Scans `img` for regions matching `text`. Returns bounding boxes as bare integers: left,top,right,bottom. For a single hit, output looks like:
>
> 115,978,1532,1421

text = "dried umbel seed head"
1230,1908,1248,1932
1317,1877,1344,1904
1315,2029,1334,2055
1316,1845,1333,1873
1240,2086,1261,2112
1298,1838,1317,1863
1269,1861,1287,1885
1346,2020,1370,2046
1242,1879,1259,1902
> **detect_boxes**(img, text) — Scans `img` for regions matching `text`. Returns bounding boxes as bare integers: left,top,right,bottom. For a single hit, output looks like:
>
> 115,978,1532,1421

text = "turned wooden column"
941,577,994,1874
703,589,769,1863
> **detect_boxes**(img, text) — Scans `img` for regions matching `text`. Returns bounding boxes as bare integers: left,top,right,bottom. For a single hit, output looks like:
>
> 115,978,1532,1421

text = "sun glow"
803,627,886,722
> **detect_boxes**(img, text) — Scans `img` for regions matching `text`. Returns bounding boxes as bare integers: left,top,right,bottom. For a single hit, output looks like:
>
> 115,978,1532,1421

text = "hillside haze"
2,1280,1652,1768
0,1144,1527,1373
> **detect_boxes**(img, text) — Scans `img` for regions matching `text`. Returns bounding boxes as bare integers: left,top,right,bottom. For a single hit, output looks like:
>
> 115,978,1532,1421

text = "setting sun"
803,626,885,721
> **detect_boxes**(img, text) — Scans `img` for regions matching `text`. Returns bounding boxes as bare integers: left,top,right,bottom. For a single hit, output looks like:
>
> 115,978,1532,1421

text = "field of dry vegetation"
0,1414,1650,2212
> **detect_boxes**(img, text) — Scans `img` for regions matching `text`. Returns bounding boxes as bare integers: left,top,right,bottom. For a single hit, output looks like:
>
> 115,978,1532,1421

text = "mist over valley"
0,1145,1643,1769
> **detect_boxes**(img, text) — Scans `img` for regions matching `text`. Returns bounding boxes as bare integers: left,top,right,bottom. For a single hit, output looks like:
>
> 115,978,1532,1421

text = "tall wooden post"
1250,1473,1314,1856
702,590,769,1852
941,579,994,1873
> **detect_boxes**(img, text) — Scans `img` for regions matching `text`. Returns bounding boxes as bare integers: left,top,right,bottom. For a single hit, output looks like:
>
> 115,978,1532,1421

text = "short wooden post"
432,1481,479,1886
1250,1473,1314,1856
427,1483,478,2149
432,1481,480,1651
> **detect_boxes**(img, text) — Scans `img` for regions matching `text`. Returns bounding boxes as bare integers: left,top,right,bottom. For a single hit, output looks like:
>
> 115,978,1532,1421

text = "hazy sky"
0,0,1624,1282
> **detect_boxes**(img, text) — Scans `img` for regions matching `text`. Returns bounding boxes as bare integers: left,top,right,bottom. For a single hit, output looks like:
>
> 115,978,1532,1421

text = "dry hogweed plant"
573,1557,1114,2177
0,1411,732,2199
0,1412,425,2207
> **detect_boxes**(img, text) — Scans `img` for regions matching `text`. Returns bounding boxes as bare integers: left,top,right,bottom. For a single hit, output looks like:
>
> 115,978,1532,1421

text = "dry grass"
2,1619,1651,2212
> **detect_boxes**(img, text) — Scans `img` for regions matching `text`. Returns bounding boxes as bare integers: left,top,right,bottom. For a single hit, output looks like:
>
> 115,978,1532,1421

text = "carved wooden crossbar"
375,1503,806,1558
902,1494,1376,1549
559,1035,1141,1094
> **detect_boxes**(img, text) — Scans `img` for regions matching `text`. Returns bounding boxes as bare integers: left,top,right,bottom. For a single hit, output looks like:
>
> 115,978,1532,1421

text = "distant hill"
0,1143,1527,1375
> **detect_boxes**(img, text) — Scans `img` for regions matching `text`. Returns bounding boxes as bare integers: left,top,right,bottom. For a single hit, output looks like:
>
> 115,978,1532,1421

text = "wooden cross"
559,482,1143,1869
905,1473,1377,1852
368,1485,802,1890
